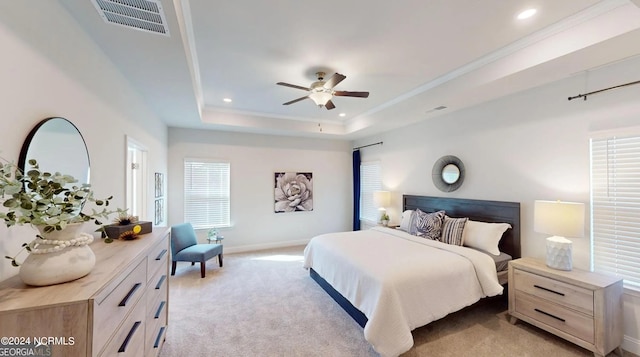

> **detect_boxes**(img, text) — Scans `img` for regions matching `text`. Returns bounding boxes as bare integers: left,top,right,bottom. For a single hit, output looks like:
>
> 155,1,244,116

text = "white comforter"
303,226,503,357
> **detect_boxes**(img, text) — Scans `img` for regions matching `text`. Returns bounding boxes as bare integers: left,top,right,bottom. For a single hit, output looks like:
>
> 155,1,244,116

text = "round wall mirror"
442,164,460,184
432,155,465,192
19,117,90,185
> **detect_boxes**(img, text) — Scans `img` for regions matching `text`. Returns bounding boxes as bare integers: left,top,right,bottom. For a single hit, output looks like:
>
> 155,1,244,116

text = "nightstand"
378,224,400,228
508,257,623,357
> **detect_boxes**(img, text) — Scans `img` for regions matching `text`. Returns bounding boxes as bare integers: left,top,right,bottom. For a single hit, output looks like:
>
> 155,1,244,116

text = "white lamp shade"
372,190,391,209
534,200,585,238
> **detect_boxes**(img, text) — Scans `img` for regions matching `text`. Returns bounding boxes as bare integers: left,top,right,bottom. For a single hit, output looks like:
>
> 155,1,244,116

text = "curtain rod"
353,141,383,150
568,79,640,101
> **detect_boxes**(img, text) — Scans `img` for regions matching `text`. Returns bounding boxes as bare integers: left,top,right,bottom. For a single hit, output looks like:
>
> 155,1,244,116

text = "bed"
303,195,520,357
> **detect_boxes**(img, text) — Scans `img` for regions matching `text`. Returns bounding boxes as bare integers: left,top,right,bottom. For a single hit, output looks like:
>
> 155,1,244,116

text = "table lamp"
534,200,585,271
372,190,391,225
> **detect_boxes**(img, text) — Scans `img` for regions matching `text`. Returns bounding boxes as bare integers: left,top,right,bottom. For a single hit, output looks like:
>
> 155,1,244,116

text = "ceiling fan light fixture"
309,91,333,106
277,71,369,110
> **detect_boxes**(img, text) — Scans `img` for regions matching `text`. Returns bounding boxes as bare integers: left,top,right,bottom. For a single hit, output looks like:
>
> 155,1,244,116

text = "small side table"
207,236,224,244
207,236,224,264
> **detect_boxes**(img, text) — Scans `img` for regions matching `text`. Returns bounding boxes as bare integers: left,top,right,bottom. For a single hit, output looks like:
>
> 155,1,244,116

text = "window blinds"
184,159,230,229
360,161,382,222
591,135,640,290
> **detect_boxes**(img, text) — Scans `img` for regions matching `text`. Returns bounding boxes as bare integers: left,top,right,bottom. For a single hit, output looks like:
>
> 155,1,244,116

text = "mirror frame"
432,155,465,192
18,117,91,185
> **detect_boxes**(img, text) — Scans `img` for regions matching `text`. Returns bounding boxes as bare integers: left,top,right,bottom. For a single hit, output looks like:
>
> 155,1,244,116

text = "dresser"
0,228,170,357
508,257,623,357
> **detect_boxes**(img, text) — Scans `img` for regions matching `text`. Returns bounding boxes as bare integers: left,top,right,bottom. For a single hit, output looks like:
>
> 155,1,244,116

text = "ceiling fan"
277,72,369,110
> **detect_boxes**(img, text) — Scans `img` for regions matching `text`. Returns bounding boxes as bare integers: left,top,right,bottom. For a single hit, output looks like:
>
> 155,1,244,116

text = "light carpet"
159,245,630,357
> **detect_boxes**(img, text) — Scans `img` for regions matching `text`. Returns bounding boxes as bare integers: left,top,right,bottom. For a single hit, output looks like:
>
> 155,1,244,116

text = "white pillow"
398,210,414,232
462,220,511,256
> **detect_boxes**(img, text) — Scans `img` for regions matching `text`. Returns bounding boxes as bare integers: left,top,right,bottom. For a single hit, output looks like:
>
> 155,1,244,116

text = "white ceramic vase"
19,223,96,286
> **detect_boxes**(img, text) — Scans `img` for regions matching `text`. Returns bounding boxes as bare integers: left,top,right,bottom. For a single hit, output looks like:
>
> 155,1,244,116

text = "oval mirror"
18,117,90,185
432,155,465,192
442,164,460,184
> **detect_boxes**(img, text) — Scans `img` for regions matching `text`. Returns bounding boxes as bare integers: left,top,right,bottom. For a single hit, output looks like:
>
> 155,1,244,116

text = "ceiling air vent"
91,0,170,36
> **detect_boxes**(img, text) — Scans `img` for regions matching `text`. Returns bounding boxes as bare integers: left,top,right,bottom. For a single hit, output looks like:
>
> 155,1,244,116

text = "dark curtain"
352,149,361,231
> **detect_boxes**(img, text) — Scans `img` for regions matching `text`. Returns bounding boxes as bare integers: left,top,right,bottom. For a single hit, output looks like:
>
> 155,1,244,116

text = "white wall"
168,128,352,252
0,3,168,280
354,55,640,354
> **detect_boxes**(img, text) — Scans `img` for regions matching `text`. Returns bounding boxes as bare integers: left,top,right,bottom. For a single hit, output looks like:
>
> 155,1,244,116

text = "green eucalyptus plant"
0,157,120,266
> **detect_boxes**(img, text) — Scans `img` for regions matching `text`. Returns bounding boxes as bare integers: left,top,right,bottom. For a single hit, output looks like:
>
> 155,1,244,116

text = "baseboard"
223,238,310,254
623,335,640,356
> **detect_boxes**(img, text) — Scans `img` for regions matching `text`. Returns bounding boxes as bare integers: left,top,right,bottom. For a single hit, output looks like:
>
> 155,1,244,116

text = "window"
360,161,381,222
591,135,640,290
184,159,230,229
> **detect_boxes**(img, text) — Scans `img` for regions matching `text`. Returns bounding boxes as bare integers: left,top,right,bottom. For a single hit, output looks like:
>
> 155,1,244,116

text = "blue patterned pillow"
441,215,468,246
409,209,445,240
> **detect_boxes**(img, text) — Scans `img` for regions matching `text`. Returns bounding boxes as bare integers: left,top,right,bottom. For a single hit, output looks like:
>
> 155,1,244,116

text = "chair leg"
171,261,177,276
219,254,223,267
200,261,206,278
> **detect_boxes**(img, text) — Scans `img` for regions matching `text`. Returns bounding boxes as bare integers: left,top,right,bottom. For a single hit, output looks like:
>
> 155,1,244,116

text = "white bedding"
303,226,503,357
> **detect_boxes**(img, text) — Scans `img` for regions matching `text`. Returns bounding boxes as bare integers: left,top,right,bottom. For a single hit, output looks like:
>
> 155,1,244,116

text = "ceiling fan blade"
283,96,309,105
334,91,369,98
323,73,346,89
277,82,310,91
325,100,336,110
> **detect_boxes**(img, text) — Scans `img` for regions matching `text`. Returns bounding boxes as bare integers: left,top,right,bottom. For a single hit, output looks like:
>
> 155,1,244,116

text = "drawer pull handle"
155,301,166,319
119,283,142,307
154,326,166,349
534,284,565,296
155,275,167,290
118,320,141,353
155,249,168,261
534,308,566,322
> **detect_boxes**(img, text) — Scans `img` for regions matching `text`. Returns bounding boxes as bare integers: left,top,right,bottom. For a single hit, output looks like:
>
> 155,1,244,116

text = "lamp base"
546,236,572,271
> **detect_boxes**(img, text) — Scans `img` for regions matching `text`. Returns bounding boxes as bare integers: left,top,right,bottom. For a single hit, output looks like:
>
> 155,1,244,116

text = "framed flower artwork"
274,172,313,213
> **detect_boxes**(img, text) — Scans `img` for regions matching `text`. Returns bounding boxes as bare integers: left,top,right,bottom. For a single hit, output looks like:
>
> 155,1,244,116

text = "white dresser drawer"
145,266,168,357
100,295,147,357
147,234,169,279
93,258,147,355
514,290,594,344
146,308,168,357
513,269,593,315
146,267,168,331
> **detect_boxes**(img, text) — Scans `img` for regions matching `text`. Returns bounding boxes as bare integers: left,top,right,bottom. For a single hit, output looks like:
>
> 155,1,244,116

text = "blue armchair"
170,223,223,278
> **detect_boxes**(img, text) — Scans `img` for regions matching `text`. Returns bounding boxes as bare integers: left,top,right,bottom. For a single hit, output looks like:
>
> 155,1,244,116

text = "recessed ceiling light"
223,98,232,103
517,8,537,20
339,113,346,117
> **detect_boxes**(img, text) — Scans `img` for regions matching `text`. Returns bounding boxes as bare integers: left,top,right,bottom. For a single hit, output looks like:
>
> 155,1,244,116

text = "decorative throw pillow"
410,209,445,240
441,216,468,246
462,220,512,255
398,210,414,232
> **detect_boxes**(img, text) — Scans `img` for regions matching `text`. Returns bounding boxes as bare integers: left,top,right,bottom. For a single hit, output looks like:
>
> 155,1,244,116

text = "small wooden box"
104,221,153,239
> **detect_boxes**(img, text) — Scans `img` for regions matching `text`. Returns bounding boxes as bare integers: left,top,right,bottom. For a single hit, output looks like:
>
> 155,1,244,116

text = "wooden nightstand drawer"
513,269,593,315
508,257,623,357
514,290,594,344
